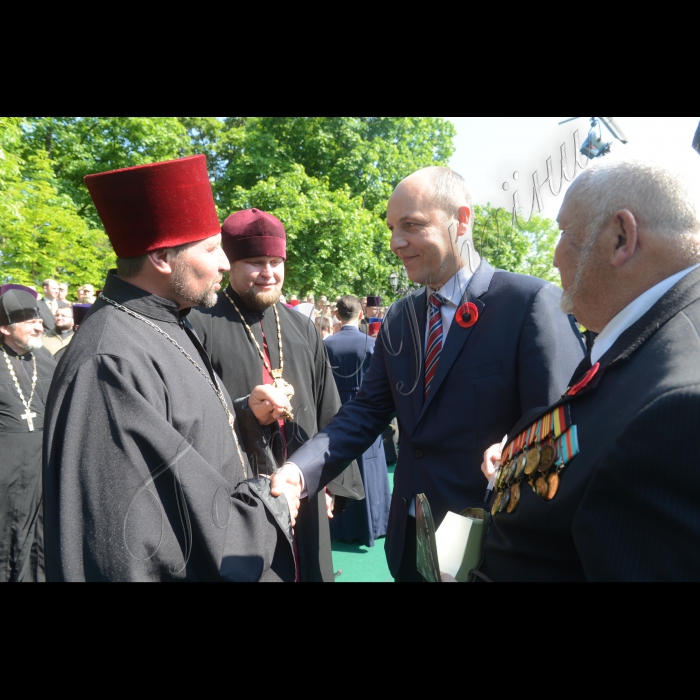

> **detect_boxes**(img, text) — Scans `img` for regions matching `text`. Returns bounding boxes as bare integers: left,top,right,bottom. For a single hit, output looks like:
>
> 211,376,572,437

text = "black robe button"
414,449,424,459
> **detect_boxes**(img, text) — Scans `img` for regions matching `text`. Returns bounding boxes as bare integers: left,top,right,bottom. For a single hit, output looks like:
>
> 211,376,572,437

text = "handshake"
247,384,302,526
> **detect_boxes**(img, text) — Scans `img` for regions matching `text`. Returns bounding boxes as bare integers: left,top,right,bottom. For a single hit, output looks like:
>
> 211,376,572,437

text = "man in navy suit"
272,166,586,581
324,296,391,548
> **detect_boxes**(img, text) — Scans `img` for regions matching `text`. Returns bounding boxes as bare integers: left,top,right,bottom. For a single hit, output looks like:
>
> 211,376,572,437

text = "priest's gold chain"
223,290,284,378
1,345,38,413
99,294,248,477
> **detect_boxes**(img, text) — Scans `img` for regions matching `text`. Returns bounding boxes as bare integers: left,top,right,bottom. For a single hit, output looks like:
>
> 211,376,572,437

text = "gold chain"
2,345,38,412
224,290,284,379
99,294,248,478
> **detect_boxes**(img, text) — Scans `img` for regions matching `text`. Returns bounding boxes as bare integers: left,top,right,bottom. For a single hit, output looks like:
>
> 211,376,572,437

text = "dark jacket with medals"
43,272,295,583
0,343,55,582
483,266,700,582
189,287,365,583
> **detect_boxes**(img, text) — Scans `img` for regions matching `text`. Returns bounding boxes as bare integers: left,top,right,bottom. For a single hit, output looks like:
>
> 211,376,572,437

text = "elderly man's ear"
609,209,639,268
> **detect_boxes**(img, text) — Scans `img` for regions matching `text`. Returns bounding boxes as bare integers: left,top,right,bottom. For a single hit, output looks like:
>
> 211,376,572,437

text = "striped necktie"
425,293,446,399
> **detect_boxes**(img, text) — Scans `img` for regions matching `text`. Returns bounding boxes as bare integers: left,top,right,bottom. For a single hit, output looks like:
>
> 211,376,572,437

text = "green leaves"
0,120,115,294
1,117,560,299
474,205,561,285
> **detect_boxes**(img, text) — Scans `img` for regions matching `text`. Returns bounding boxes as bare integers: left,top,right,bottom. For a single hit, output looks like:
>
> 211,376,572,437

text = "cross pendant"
21,410,36,432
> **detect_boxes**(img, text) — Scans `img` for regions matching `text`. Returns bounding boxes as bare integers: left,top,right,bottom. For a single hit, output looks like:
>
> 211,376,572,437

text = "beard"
240,285,282,312
169,259,221,309
11,334,44,353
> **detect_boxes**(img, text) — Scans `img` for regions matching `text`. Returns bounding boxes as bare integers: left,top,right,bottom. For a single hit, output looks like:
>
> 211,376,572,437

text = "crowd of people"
2,145,700,582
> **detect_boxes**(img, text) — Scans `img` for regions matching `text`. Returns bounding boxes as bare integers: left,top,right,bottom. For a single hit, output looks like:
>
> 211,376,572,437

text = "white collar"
591,264,700,364
427,264,474,307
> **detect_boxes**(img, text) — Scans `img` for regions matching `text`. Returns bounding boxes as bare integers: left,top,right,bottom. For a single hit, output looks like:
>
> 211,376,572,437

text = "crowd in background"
22,279,389,361
280,294,388,339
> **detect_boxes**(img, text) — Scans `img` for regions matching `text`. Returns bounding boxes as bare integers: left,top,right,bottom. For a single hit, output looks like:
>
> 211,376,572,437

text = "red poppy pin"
456,302,479,329
567,363,600,396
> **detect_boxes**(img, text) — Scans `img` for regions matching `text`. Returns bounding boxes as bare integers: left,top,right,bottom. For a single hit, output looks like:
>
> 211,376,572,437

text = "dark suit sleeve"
575,388,700,581
291,329,396,498
517,283,585,415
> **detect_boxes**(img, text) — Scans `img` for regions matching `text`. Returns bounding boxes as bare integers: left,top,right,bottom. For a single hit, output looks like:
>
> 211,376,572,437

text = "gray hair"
568,152,700,261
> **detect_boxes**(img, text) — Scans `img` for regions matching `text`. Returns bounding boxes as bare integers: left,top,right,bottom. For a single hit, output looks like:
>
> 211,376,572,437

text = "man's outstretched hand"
249,385,292,426
270,465,302,527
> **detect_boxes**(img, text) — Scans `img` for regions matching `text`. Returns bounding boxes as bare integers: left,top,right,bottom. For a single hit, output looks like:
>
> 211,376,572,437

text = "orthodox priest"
0,286,56,582
189,209,364,582
43,155,301,582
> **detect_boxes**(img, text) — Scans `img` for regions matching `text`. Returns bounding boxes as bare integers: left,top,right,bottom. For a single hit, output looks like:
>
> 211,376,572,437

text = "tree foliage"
0,119,114,296
474,205,561,285
1,117,562,299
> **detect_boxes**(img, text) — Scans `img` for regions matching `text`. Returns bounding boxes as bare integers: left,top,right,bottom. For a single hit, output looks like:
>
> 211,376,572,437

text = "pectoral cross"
21,409,36,432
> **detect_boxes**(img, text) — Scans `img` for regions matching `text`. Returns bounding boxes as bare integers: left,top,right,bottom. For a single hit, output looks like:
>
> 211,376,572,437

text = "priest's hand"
249,385,292,426
270,464,302,527
481,443,502,481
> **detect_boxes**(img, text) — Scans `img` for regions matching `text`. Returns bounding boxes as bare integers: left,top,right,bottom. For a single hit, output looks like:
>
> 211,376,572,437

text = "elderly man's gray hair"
569,152,700,261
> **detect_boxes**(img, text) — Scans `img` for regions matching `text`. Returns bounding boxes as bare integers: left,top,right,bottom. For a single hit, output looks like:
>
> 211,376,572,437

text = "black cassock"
190,287,364,582
43,272,296,582
0,344,55,582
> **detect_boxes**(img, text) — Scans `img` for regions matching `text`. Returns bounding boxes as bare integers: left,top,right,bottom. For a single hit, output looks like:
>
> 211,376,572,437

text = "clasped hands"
247,386,334,527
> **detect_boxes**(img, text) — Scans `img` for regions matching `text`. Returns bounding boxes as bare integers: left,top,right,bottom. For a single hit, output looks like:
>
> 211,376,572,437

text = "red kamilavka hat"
84,155,221,258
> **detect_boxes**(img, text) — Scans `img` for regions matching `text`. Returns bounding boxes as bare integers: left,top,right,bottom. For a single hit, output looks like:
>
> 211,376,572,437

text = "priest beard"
240,285,282,313
169,256,222,309
5,332,43,353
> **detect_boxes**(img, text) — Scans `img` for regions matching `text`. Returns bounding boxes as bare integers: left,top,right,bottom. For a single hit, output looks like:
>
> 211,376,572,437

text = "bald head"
396,167,474,225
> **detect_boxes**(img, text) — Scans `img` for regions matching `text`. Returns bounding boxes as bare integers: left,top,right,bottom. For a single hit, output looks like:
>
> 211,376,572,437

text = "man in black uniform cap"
0,286,56,582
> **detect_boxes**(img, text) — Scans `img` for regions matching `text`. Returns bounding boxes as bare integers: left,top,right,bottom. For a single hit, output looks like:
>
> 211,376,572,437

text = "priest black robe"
324,326,391,548
0,343,55,582
190,287,365,583
43,272,296,582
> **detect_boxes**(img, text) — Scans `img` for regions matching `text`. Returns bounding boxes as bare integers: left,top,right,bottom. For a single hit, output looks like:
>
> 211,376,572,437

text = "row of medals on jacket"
492,440,562,516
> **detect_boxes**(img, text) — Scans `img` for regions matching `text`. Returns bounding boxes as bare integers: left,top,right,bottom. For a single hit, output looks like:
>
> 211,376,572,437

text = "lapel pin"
456,302,479,329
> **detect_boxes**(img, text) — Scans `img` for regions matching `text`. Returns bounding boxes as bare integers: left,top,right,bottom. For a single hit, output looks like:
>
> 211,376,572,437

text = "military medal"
490,405,580,516
506,483,521,514
524,448,541,475
2,346,38,432
225,291,295,421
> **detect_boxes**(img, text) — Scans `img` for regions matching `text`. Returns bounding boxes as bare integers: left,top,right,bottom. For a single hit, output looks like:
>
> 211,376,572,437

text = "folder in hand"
416,494,489,583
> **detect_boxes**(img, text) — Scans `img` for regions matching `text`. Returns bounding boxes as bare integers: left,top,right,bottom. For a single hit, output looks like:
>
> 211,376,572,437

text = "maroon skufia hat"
84,155,221,258
221,209,287,263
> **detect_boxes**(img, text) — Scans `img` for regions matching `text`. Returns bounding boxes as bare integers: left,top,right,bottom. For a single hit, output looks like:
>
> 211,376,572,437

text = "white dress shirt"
424,264,475,350
591,264,700,365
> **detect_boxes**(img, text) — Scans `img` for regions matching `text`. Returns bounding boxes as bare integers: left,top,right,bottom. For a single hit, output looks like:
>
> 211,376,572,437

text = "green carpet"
332,464,395,583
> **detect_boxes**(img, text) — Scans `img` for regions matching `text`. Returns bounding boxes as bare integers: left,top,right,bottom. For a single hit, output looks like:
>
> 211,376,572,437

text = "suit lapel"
418,260,496,422
401,289,428,427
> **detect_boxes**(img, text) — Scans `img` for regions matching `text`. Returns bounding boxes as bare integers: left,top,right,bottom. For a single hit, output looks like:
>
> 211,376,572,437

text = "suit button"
414,449,424,459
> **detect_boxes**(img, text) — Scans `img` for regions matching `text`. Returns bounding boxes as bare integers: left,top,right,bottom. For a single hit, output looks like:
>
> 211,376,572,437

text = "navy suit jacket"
324,326,375,397
290,259,586,576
